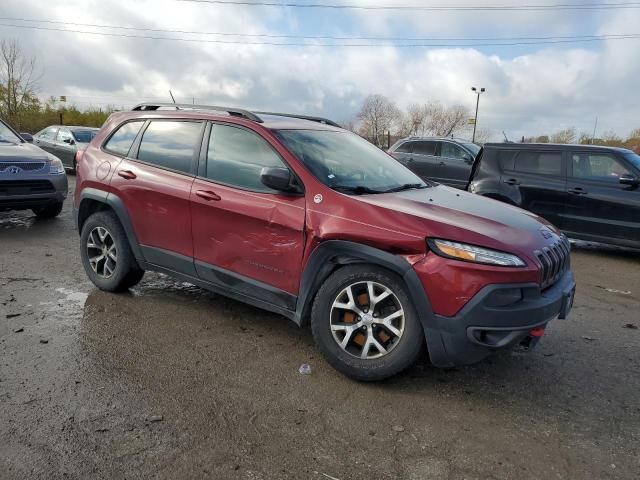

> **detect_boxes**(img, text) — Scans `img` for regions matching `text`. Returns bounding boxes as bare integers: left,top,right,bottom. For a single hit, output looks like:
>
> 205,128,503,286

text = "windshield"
463,143,481,156
72,129,97,143
623,150,640,170
275,129,427,194
0,121,22,144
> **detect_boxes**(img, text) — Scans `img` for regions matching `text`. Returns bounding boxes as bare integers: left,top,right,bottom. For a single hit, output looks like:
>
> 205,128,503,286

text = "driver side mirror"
619,173,639,186
260,167,302,193
63,137,75,145
20,133,33,143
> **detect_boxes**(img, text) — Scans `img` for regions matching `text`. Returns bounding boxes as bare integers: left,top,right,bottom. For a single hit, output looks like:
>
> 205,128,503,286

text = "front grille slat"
535,235,571,289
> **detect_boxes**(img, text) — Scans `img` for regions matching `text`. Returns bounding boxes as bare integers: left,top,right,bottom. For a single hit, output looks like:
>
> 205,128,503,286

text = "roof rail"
254,111,341,128
132,103,263,123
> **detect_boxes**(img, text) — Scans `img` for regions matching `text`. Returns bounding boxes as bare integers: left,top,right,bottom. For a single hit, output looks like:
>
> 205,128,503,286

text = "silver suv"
0,118,68,218
388,137,480,189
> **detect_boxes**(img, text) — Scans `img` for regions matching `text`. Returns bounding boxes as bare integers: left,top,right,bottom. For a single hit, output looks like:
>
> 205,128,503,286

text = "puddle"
0,214,35,230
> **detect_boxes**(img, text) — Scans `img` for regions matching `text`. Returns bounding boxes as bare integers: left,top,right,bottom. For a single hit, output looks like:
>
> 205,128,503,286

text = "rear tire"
80,211,144,292
311,265,424,381
32,201,63,218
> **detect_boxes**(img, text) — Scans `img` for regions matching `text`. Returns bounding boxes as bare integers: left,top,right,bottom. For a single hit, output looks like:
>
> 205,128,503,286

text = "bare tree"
0,38,40,127
424,102,469,137
549,127,576,144
357,94,400,147
472,127,494,145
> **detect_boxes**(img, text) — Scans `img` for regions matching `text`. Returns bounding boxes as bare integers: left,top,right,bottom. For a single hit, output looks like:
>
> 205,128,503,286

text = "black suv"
469,143,640,249
388,137,480,189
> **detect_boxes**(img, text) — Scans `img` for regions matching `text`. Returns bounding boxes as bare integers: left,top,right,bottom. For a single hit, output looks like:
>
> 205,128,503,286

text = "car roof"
484,142,629,153
399,137,471,143
47,125,99,130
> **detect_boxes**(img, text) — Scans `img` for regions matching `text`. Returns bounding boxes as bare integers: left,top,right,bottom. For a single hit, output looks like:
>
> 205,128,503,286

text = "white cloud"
2,0,639,139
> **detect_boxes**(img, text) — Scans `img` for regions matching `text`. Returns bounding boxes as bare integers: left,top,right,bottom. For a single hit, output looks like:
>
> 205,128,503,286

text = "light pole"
471,87,485,143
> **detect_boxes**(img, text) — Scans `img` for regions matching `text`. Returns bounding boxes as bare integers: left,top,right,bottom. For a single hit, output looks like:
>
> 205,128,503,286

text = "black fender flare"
294,240,452,367
76,188,147,267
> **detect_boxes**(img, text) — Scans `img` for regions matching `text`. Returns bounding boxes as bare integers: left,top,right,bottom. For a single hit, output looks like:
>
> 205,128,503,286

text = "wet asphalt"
1,177,639,480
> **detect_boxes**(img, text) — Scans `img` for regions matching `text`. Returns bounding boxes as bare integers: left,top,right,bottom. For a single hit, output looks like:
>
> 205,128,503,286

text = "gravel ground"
1,177,639,479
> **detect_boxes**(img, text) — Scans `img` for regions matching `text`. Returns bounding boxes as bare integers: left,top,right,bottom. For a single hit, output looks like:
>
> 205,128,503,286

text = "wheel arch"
295,240,452,366
76,188,146,266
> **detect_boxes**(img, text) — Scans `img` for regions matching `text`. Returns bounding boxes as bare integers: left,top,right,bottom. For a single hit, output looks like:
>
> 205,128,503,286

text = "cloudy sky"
1,0,639,140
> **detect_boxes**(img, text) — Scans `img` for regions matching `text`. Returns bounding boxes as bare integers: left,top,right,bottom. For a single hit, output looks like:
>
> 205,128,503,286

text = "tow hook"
519,327,546,350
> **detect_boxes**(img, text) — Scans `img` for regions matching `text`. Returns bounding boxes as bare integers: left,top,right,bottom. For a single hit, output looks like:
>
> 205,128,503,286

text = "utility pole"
591,116,598,144
471,87,485,143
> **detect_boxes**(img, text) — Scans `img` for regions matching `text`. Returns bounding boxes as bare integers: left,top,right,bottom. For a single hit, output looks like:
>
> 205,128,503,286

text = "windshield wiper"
330,185,385,195
381,183,429,193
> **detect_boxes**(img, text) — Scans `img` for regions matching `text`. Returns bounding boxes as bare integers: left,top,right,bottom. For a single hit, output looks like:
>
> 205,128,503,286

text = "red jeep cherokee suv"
74,103,576,381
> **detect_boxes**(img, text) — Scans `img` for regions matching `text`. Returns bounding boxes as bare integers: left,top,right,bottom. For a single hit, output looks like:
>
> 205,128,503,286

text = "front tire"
311,265,424,381
80,211,144,292
32,201,63,218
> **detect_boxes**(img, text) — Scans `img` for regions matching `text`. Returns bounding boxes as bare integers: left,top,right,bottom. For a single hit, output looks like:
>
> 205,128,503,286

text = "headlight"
48,155,65,174
428,239,526,267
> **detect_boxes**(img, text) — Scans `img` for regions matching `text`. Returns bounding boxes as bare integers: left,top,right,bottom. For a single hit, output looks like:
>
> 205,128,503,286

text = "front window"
462,143,481,156
275,130,427,194
72,129,97,143
0,120,23,143
622,150,640,171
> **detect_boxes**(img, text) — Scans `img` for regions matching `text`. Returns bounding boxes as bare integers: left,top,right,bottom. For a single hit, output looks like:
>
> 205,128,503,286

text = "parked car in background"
74,103,575,381
469,143,640,249
34,125,99,172
0,117,68,218
388,136,480,189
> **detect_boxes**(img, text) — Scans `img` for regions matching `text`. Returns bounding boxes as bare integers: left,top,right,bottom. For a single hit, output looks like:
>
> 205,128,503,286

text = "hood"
0,141,51,162
357,185,560,256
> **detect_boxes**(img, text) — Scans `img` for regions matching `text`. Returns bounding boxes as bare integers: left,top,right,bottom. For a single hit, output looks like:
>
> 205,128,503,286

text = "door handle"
117,170,137,180
503,178,520,186
438,161,446,166
195,190,221,201
568,187,587,195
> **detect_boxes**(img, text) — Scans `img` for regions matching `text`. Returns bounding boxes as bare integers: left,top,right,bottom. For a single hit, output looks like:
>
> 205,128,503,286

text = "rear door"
108,119,204,275
500,149,567,227
564,151,640,244
190,122,306,306
438,141,474,189
408,140,442,182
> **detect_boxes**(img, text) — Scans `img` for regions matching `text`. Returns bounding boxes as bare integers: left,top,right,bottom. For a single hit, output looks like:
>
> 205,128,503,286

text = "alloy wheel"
330,281,405,359
86,226,117,278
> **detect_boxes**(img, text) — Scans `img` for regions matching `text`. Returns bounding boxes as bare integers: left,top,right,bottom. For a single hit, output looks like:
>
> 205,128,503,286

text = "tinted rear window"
514,151,562,176
413,141,437,156
137,121,202,174
104,121,144,157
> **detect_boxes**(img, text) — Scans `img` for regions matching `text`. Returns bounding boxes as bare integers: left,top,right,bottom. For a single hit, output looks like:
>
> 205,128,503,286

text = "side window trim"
199,121,304,195
130,119,205,177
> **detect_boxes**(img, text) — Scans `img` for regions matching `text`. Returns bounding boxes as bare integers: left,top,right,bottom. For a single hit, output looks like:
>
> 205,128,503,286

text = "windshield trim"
0,119,24,144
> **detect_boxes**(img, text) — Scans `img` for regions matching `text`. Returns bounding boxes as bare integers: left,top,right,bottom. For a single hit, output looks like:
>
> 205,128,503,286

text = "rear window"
103,121,144,157
497,150,517,170
412,141,437,156
136,121,202,174
513,151,562,176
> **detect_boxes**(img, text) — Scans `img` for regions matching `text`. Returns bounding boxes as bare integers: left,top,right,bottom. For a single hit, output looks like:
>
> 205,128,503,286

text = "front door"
191,122,306,308
565,151,640,244
438,141,474,189
108,119,204,275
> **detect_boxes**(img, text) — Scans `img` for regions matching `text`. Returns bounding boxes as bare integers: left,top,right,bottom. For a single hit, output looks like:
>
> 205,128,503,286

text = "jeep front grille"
535,236,571,289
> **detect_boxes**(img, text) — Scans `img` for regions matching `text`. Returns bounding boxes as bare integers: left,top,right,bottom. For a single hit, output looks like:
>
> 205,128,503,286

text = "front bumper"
0,174,68,211
426,270,576,366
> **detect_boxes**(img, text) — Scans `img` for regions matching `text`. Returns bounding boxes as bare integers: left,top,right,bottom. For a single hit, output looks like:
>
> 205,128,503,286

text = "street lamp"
471,87,485,143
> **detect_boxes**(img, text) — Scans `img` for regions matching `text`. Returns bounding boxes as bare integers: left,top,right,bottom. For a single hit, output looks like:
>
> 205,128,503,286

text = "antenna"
502,131,510,142
169,90,177,104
